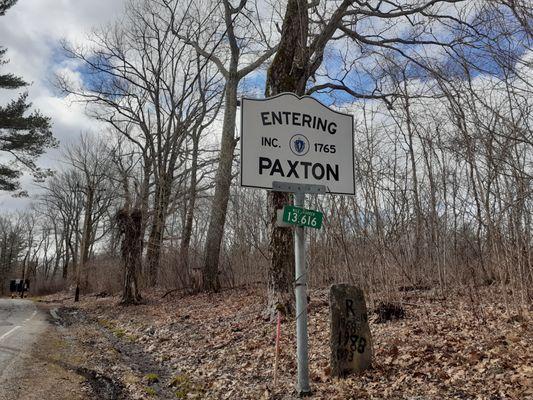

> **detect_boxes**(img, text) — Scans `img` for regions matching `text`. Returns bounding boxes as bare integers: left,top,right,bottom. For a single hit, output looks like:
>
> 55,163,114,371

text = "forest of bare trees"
1,0,531,314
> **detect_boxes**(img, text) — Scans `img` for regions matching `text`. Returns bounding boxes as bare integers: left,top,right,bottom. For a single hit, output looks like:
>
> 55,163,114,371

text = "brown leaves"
49,288,533,400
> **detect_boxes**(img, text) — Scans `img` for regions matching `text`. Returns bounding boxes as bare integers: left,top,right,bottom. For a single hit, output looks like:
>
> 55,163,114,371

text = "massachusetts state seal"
289,134,310,156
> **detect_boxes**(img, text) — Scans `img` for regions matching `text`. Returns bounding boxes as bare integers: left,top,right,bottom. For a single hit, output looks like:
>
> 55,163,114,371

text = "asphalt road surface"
0,299,91,400
0,298,47,397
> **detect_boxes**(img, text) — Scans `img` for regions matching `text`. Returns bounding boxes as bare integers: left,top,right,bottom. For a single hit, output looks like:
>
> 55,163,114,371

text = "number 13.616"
288,211,298,223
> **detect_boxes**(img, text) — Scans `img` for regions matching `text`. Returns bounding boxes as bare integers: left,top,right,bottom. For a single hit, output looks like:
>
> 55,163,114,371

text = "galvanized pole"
294,192,310,395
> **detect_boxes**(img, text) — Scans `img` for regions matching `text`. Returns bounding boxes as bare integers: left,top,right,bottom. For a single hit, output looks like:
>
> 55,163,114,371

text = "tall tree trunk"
62,225,70,280
137,154,152,282
117,208,143,304
80,190,93,266
264,0,309,318
404,94,424,272
75,187,94,302
20,252,28,298
202,79,238,292
146,172,172,286
179,135,200,287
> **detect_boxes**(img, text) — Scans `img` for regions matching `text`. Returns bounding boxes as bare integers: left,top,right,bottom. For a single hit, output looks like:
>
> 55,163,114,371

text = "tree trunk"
80,188,94,266
75,187,94,302
146,172,172,286
62,225,70,280
117,208,143,304
404,94,423,264
202,79,238,292
179,134,200,288
263,0,309,318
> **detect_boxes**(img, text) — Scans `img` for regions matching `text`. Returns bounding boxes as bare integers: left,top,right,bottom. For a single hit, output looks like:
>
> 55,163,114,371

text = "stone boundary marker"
330,284,373,376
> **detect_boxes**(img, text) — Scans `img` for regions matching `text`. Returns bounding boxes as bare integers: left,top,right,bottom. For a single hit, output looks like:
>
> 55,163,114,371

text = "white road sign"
240,93,354,195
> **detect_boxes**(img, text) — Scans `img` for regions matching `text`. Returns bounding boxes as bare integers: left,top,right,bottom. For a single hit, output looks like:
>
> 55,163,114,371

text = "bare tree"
165,0,279,292
261,0,516,317
39,170,85,281
58,0,222,286
64,135,116,301
0,213,25,295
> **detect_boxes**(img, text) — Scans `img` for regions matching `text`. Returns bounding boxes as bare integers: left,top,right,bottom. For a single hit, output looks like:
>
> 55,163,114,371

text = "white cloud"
0,0,125,209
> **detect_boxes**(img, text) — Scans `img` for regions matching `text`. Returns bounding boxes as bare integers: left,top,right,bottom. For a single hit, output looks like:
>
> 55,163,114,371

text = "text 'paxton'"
240,93,355,195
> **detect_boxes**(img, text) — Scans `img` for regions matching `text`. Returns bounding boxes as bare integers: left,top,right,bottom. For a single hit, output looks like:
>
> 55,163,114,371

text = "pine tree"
0,0,57,192
0,0,17,16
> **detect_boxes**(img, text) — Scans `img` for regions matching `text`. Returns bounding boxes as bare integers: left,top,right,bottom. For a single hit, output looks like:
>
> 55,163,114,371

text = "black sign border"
239,92,355,195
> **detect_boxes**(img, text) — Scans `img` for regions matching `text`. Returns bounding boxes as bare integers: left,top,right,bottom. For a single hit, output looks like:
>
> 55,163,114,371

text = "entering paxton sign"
240,92,355,395
240,93,354,195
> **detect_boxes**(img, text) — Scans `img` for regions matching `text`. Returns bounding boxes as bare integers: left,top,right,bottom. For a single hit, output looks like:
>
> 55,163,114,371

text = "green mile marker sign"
283,205,323,229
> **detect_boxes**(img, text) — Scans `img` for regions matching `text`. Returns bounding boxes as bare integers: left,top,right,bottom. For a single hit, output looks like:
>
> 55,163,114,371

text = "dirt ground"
40,287,532,400
0,302,90,400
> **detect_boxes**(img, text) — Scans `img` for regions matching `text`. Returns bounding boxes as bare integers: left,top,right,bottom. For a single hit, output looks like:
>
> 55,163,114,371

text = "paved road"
0,299,90,400
0,298,48,395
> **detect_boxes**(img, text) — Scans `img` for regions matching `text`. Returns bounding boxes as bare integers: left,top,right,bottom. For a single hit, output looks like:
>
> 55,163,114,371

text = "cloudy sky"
1,1,528,213
0,0,126,211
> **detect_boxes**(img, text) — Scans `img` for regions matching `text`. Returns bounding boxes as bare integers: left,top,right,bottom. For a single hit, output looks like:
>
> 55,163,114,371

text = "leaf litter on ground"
42,287,532,400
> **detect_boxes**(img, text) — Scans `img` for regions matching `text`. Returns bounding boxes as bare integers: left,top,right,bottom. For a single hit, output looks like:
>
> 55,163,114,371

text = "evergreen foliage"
0,0,17,16
0,0,57,191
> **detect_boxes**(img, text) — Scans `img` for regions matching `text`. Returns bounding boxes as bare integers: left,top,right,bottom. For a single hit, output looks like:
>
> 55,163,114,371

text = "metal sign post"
273,182,325,395
294,190,310,395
